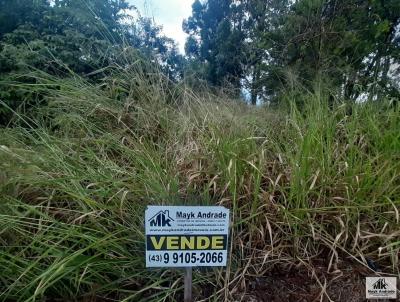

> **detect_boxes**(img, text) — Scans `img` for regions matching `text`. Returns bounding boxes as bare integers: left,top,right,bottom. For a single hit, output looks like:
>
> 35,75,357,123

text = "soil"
231,260,399,302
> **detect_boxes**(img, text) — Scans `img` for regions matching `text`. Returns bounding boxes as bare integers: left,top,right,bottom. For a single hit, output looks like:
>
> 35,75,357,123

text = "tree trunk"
251,66,260,105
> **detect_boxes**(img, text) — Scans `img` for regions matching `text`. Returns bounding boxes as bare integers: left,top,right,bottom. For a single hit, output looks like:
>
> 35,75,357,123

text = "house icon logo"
366,277,397,299
149,210,174,227
373,278,388,290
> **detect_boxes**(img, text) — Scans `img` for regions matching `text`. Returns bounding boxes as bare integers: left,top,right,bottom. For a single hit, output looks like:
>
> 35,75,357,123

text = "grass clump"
0,65,399,301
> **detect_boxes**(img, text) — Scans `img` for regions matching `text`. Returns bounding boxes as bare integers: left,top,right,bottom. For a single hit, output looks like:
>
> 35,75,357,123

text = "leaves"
184,0,400,102
0,0,185,124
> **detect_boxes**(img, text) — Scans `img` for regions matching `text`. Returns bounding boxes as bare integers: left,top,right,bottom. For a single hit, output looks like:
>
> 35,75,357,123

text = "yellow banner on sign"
146,235,227,251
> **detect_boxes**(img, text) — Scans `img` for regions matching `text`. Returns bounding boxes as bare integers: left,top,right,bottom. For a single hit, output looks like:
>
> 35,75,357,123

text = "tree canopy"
0,0,399,122
0,0,184,123
183,0,400,103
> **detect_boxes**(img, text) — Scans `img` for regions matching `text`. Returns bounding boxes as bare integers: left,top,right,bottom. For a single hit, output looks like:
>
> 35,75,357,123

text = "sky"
128,0,194,53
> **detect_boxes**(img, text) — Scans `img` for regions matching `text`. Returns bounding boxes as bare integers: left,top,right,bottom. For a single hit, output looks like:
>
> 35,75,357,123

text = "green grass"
0,65,399,301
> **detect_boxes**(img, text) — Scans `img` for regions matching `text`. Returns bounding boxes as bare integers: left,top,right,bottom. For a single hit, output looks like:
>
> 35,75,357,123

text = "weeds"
0,65,399,301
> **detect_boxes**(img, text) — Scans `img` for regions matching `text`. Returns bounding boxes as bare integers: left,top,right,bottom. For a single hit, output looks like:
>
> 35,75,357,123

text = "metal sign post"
184,267,192,302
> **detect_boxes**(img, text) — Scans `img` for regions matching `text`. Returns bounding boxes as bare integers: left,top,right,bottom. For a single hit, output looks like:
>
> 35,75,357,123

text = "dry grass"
0,65,399,301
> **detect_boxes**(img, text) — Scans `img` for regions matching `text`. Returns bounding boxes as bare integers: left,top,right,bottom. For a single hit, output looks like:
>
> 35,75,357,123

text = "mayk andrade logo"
148,210,174,227
373,278,389,290
366,277,397,299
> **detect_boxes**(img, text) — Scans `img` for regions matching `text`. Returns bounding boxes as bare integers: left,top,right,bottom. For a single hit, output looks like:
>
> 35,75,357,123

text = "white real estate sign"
145,206,230,267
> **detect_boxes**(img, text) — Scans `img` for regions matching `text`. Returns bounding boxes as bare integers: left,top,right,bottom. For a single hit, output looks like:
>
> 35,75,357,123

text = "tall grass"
0,64,399,301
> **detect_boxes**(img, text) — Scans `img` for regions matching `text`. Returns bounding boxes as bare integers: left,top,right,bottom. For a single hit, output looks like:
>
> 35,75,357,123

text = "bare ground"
230,260,399,302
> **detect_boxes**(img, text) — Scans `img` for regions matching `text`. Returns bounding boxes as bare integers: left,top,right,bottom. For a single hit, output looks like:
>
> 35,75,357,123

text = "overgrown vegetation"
0,63,399,300
0,0,183,124
0,0,399,301
184,0,400,102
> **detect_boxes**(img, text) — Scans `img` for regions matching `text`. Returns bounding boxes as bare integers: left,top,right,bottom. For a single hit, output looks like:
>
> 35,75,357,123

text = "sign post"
145,206,230,300
184,267,192,302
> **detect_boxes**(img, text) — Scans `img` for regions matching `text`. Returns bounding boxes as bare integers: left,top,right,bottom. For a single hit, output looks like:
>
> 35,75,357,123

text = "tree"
0,0,132,76
240,0,290,104
0,0,49,39
128,17,184,81
270,0,400,100
183,0,245,92
0,0,185,124
184,0,400,104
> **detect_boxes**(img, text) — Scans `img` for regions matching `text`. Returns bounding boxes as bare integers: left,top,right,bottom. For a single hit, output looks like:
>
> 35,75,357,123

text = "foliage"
0,0,184,124
129,17,184,80
2,1,399,301
183,0,245,92
0,67,399,301
183,0,400,103
274,0,400,100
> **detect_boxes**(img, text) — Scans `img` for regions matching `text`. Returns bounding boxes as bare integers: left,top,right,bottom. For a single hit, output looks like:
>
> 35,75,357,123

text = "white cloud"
128,0,194,53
